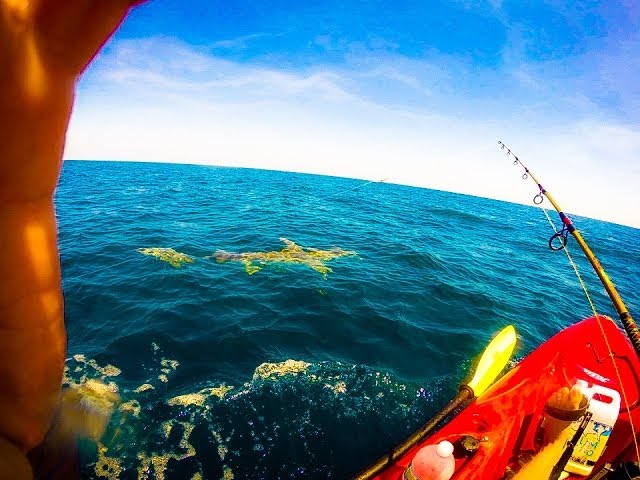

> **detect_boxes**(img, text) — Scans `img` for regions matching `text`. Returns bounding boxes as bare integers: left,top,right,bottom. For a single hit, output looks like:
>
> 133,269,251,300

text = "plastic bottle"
565,380,621,476
404,440,455,480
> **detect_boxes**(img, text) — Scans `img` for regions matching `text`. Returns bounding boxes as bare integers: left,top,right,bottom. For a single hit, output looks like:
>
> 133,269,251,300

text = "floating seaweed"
63,349,429,480
253,359,310,380
207,238,356,277
167,385,234,407
137,247,195,267
58,379,121,443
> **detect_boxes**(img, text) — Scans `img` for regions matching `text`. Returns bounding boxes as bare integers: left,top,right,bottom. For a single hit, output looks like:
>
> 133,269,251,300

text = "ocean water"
55,160,640,480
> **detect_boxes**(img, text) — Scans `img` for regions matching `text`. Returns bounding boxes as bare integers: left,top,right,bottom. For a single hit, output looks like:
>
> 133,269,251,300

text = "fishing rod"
319,177,392,201
498,140,640,357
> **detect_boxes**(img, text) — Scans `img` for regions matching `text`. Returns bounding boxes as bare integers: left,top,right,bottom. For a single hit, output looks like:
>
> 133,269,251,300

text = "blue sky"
65,0,640,227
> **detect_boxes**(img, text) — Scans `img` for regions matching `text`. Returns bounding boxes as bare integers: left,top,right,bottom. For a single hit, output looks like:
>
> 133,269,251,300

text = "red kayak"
373,315,640,479
355,146,640,480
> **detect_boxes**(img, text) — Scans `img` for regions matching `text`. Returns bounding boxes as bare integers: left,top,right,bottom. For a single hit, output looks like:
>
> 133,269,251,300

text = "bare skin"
0,1,141,477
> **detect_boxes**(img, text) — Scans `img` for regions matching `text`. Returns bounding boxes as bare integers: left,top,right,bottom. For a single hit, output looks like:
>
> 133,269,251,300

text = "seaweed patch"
137,248,195,267
207,238,356,277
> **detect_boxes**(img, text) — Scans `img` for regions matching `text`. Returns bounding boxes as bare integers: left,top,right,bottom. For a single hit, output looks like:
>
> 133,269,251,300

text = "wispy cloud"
69,35,640,227
211,33,269,50
93,38,357,104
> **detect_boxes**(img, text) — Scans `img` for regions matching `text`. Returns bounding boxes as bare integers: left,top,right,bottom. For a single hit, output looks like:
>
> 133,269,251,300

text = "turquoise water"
55,160,640,479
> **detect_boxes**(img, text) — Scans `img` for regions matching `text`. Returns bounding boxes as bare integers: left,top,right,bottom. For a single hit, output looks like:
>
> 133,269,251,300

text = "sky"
64,0,640,228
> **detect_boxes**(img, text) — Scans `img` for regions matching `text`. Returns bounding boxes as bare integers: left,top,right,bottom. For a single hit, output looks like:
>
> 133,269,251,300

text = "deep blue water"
55,160,640,479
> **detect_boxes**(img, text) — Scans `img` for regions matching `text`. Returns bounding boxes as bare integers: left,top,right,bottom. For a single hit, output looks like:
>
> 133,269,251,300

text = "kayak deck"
376,316,640,479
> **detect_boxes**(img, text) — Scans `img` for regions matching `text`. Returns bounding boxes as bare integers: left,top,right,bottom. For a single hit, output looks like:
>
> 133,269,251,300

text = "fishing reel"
548,230,569,251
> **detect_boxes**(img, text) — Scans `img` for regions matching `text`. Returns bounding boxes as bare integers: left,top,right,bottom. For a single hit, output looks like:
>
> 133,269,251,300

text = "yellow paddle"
467,325,517,397
352,325,517,480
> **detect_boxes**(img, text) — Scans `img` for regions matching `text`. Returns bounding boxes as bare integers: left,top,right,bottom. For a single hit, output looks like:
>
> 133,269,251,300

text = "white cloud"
210,33,269,50
66,37,640,228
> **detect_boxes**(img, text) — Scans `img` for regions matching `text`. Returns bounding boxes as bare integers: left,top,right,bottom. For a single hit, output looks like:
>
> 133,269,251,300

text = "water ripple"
55,161,640,479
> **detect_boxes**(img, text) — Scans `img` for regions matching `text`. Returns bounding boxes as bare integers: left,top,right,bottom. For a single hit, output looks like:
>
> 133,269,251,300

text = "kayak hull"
377,316,640,479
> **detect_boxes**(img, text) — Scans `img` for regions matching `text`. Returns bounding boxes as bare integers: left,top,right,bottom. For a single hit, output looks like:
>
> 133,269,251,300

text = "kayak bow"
353,326,517,479
352,144,640,479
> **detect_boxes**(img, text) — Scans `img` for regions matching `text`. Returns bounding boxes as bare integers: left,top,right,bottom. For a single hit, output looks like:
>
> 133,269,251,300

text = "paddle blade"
467,325,517,397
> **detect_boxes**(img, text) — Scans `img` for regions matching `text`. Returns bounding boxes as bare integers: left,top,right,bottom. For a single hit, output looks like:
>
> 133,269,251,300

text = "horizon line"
60,157,640,230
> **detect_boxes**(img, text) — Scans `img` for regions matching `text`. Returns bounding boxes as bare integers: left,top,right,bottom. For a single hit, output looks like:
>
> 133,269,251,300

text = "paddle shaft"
352,386,474,480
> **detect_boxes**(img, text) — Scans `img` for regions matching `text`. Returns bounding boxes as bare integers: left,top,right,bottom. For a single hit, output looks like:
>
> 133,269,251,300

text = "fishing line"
319,177,392,201
500,142,640,462
292,176,392,214
66,257,138,281
60,176,390,281
57,257,139,309
60,257,138,302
